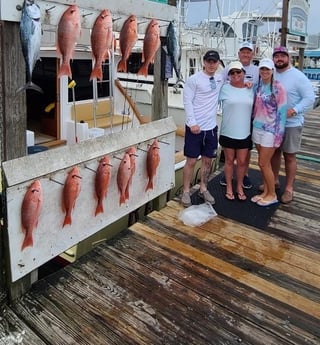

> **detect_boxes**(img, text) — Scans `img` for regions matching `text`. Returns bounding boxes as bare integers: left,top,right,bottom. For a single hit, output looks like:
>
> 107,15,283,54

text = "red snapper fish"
125,147,137,200
117,15,138,73
57,5,81,79
137,19,160,77
62,166,81,227
117,152,132,205
21,180,43,250
90,9,113,81
94,156,112,216
145,139,160,191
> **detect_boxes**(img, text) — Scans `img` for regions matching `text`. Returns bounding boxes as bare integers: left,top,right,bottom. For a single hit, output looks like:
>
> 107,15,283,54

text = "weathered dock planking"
0,108,320,344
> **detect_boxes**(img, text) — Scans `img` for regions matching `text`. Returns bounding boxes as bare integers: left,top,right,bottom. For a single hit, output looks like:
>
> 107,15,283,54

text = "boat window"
188,58,197,76
209,22,235,38
68,59,109,102
242,22,258,43
126,53,154,75
304,57,320,69
303,55,320,81
27,58,57,125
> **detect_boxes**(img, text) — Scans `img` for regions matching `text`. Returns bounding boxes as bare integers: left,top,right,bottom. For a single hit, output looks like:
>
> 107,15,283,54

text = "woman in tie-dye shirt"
251,58,287,207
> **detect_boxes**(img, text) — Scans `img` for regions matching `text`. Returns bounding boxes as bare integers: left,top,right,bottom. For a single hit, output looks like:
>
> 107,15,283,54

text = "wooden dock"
1,108,320,344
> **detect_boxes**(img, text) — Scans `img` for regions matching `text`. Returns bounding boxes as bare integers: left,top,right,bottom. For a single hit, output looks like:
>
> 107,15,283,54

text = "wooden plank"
166,200,320,264
0,306,46,345
92,238,298,344
12,285,121,345
148,207,320,286
96,233,319,344
129,222,320,319
62,258,221,344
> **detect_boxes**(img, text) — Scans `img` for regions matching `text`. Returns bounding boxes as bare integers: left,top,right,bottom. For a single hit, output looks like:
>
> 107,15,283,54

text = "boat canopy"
304,50,320,57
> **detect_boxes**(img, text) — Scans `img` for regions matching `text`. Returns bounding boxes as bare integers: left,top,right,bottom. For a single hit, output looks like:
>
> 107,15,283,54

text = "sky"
186,0,320,34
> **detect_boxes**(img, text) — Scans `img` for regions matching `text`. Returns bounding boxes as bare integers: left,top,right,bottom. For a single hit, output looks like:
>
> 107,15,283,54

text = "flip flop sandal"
257,198,279,207
225,192,235,200
236,192,247,201
251,194,263,203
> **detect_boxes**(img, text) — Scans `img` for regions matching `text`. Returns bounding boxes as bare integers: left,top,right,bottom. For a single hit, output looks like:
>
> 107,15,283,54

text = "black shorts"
219,134,253,150
184,126,218,158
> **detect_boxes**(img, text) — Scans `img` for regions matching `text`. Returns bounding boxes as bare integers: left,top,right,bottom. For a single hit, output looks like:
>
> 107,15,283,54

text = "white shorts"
252,128,276,148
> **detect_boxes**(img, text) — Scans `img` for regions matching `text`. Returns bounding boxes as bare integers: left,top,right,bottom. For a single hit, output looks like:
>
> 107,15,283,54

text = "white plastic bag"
178,202,217,227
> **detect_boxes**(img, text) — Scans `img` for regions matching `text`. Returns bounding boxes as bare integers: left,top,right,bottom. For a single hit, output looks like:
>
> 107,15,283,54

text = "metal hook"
137,147,148,152
158,139,169,145
82,12,93,18
84,165,96,173
45,6,56,13
49,177,64,186
112,16,122,22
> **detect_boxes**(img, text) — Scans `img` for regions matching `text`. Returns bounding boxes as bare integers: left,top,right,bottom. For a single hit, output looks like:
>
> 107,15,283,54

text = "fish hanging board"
2,117,176,282
0,0,175,29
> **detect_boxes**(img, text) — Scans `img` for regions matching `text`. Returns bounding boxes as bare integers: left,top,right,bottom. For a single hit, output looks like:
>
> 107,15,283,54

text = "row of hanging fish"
117,15,161,78
18,1,181,92
20,139,160,251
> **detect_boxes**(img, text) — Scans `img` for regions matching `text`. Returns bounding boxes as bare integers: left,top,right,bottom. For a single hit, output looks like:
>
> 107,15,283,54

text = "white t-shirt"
219,83,254,139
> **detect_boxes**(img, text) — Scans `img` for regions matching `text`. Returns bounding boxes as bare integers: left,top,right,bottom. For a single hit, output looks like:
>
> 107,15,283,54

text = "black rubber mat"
191,169,285,230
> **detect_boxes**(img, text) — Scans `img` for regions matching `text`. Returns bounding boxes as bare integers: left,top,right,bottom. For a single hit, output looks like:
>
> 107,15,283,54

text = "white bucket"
88,128,105,138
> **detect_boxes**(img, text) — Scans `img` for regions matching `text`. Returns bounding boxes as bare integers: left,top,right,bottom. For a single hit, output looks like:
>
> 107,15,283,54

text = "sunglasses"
260,67,272,71
229,70,242,75
209,77,216,90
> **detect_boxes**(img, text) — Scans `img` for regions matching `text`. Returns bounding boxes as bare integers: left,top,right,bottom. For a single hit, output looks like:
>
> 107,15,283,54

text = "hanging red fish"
117,152,132,205
125,146,137,201
90,9,113,81
137,19,160,77
145,139,160,191
117,15,138,73
21,180,43,250
57,4,81,78
62,166,81,227
94,156,112,216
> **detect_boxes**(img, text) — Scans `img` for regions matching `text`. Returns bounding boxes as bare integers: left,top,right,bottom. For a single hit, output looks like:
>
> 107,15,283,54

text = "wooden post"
0,21,35,301
281,0,289,46
152,44,168,121
0,21,27,161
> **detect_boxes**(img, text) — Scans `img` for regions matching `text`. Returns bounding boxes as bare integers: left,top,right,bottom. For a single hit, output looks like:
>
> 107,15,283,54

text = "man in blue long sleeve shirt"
269,46,315,203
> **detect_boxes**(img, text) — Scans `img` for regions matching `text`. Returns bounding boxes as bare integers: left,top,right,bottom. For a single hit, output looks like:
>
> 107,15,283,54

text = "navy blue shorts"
184,126,218,158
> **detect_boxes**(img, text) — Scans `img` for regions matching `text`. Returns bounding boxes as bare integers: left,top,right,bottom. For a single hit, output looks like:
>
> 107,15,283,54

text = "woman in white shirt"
219,61,254,201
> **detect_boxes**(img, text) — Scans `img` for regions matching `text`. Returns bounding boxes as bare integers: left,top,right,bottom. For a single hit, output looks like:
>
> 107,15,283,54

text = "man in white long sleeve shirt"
181,50,224,207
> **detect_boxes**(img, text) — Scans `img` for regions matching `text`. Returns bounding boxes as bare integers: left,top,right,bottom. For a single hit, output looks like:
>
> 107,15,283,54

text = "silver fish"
18,0,42,93
166,21,184,85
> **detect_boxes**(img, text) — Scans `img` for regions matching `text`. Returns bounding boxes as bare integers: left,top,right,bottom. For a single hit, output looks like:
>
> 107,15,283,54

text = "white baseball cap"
227,61,245,74
239,41,253,51
259,58,274,70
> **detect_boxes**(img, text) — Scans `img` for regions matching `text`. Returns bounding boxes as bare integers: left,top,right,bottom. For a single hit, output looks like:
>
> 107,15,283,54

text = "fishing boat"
116,1,282,128
301,49,320,107
24,0,283,151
